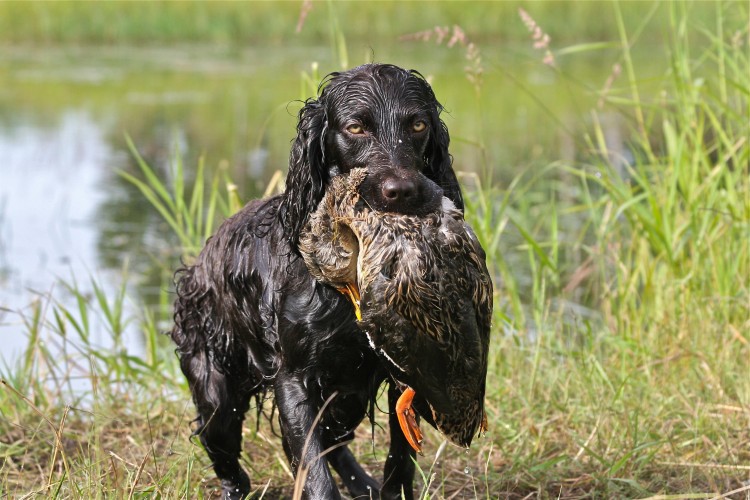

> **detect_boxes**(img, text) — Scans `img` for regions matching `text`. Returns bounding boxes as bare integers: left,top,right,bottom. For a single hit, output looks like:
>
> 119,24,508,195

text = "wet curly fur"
171,64,463,499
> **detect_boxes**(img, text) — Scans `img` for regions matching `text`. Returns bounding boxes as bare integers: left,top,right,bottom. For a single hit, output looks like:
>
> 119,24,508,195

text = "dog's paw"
221,474,251,500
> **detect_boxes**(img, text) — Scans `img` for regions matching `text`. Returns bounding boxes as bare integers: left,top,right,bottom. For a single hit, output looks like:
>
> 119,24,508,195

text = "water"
0,110,118,360
0,43,653,364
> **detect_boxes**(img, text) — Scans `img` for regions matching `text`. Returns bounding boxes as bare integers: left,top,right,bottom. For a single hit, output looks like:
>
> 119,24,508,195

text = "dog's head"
281,63,463,248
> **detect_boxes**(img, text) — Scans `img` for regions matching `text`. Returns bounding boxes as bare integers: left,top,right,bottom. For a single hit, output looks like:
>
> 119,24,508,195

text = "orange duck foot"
396,387,423,455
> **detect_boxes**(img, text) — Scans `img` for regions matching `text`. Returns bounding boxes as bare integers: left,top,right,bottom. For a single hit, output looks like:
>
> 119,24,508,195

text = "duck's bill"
337,283,361,320
396,386,424,455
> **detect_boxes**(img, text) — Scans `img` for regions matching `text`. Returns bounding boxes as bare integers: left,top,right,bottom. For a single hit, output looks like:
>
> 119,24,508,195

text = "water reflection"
0,47,319,363
1,111,107,291
0,110,124,360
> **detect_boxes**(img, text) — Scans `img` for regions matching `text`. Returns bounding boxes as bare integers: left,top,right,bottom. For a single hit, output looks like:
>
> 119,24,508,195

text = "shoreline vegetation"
2,1,749,498
0,2,724,46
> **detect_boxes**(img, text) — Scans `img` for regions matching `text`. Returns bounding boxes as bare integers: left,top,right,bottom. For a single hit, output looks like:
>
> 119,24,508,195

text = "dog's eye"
346,124,365,135
412,120,427,133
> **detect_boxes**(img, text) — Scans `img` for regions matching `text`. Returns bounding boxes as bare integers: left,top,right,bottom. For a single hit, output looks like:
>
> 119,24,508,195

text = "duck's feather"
299,168,493,448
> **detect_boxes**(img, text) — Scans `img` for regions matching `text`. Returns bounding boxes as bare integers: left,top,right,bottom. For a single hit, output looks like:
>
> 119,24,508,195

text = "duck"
299,168,492,453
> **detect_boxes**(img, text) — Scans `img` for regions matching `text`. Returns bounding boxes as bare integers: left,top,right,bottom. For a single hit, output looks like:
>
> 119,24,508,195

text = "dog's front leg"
275,370,341,500
381,381,416,500
325,431,381,498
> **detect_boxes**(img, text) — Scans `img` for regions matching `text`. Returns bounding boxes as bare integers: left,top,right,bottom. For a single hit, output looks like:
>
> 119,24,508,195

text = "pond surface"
0,43,658,363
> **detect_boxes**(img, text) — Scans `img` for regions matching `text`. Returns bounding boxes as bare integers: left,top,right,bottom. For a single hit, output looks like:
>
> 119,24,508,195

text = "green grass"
1,1,749,498
0,1,722,47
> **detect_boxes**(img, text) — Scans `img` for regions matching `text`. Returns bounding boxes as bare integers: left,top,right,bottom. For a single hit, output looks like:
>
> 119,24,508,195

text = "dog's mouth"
357,168,445,218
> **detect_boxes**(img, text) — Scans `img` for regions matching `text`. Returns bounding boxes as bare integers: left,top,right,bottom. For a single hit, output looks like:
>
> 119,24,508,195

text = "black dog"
171,63,464,499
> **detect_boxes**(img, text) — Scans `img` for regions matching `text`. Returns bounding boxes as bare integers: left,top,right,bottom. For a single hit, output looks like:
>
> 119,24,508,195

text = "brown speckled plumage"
299,168,492,448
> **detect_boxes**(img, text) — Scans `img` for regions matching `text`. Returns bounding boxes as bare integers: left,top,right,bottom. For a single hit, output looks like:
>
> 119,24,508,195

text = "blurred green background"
0,0,737,351
0,1,706,45
1,3,749,498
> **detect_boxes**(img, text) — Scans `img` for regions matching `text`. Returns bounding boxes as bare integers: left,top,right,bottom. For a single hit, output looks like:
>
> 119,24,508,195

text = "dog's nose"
382,177,416,203
359,169,443,216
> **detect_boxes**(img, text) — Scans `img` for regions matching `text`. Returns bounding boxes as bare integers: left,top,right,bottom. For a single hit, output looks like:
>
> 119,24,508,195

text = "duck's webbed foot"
395,387,423,455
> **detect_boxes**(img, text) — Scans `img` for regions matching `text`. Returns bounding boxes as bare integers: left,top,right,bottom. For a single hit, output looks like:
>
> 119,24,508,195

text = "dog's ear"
417,78,464,211
427,112,463,211
281,98,329,249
